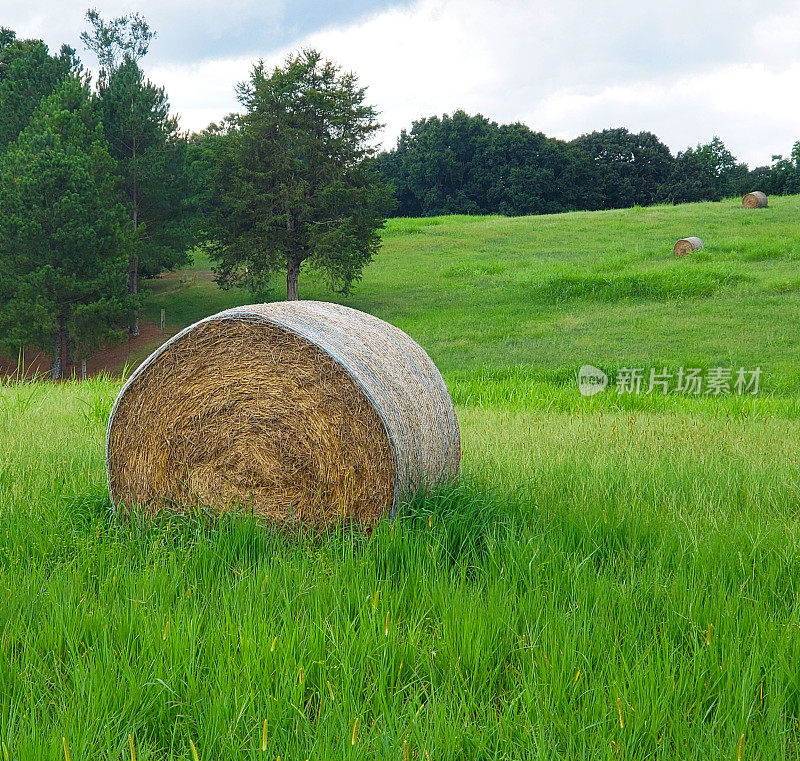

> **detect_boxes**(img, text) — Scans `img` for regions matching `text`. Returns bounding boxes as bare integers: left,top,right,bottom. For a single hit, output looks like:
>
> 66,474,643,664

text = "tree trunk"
81,357,87,380
60,324,69,379
129,140,141,337
129,255,140,337
50,322,63,381
286,260,300,301
66,336,75,373
284,208,301,301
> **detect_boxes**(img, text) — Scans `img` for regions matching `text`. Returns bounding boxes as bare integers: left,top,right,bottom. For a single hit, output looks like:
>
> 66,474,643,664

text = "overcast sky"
5,0,800,167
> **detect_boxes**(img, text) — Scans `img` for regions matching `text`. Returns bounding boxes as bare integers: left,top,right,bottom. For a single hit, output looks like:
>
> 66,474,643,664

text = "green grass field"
144,194,800,395
2,197,800,758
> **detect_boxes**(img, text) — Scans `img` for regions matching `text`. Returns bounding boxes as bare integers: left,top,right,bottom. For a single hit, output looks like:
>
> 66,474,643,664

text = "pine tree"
207,49,393,300
97,57,190,336
83,9,189,336
0,77,134,378
0,28,80,152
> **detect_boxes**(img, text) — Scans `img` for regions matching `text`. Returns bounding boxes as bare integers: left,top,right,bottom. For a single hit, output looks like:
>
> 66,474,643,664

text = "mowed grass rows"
2,196,800,758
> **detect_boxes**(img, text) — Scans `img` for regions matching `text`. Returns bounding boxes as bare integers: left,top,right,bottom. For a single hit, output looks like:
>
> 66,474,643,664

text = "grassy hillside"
3,197,800,758
144,195,800,393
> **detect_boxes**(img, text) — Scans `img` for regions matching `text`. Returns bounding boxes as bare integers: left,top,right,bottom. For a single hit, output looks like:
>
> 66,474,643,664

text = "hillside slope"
141,195,800,394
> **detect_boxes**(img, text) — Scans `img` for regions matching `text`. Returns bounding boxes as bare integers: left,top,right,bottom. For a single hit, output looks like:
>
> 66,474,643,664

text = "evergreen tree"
0,28,80,152
97,57,190,335
83,9,188,336
207,50,393,300
0,77,134,378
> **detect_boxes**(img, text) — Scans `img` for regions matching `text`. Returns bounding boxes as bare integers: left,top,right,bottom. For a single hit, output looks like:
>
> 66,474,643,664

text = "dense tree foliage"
206,50,393,300
84,10,188,336
664,137,749,203
485,124,603,214
0,16,189,373
754,142,800,197
97,57,191,335
377,111,601,216
664,147,719,203
0,29,80,152
570,128,673,208
0,78,134,378
378,116,799,217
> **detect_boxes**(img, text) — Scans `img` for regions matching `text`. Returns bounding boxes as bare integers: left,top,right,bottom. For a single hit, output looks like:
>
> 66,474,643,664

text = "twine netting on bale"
673,237,703,256
106,301,461,526
742,191,768,208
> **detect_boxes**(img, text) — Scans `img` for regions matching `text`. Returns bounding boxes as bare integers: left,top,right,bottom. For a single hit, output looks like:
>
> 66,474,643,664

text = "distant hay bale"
673,237,703,256
742,191,768,208
106,301,461,525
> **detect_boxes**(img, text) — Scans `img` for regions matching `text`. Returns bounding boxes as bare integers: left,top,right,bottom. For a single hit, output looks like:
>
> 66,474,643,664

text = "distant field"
144,195,800,397
3,197,800,758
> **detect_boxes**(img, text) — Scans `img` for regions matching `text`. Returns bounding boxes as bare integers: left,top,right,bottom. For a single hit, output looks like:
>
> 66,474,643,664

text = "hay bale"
673,236,703,256
742,191,768,208
106,301,461,525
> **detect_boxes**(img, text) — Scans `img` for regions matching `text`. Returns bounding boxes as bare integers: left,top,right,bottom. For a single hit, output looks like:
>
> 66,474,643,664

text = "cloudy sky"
5,0,800,166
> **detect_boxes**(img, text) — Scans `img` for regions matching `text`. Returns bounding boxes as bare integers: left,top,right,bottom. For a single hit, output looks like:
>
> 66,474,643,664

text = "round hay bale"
106,301,461,525
742,191,768,208
673,236,703,256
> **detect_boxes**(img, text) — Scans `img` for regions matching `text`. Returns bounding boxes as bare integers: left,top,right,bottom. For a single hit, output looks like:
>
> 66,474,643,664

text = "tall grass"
2,378,800,758
5,198,800,756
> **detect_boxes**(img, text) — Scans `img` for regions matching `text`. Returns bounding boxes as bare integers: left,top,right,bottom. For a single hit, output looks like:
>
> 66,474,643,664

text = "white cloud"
14,0,799,166
150,57,252,129
752,5,800,63
528,63,800,165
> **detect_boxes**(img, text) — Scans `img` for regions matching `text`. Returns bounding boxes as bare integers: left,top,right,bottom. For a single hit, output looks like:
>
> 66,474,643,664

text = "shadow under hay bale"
106,301,461,526
673,237,703,257
742,191,768,208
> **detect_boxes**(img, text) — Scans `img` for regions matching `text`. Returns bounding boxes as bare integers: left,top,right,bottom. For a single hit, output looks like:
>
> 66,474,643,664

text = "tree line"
1,13,799,378
0,15,391,378
0,14,190,378
375,111,800,217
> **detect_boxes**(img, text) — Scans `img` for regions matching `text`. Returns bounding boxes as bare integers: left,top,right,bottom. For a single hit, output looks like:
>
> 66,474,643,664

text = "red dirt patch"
0,320,169,381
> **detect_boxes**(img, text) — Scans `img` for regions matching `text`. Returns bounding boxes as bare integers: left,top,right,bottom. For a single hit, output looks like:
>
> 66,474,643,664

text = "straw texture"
742,191,768,208
673,237,703,256
106,301,461,525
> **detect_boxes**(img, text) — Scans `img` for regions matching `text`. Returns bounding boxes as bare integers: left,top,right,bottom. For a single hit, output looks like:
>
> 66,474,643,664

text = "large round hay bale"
742,191,768,208
673,236,703,256
106,301,461,525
